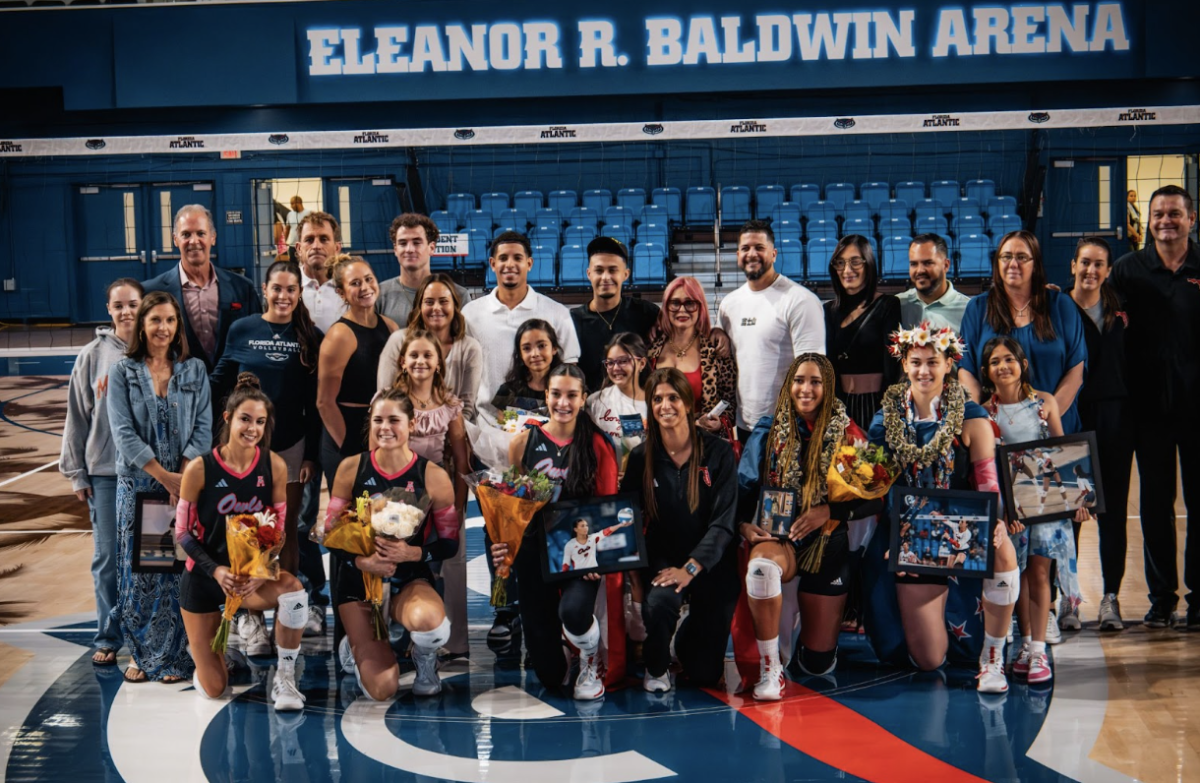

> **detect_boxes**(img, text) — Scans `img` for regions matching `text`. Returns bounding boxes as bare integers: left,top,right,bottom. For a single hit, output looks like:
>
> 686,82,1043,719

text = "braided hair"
766,353,843,513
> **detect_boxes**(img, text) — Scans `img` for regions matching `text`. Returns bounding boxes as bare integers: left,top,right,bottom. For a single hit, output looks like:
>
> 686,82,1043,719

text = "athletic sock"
1029,640,1046,655
277,645,300,676
982,634,1006,661
756,637,779,661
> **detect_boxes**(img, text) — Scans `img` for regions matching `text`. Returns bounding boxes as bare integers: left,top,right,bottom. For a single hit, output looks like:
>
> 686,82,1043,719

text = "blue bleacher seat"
721,186,752,224
866,236,879,258
988,214,1021,237
492,225,522,240
930,181,961,206
534,208,563,229
774,220,802,244
617,188,647,212
464,228,489,267
464,210,492,232
530,226,561,251
965,179,997,206
560,244,589,286
604,205,633,227
685,187,716,225
842,200,872,223
895,181,926,206
842,219,873,238
881,235,914,280
805,237,836,281
430,210,457,235
548,190,578,214
860,182,891,212
602,223,633,247
481,192,510,222
880,217,912,237
633,243,668,283
637,223,669,248
790,184,821,210
530,245,557,287
638,204,669,226
803,200,837,224
950,197,982,220
651,187,683,224
567,207,599,230
988,195,1018,216
952,214,985,236
880,199,911,222
914,216,949,237
513,191,543,216
824,183,856,210
778,239,804,280
769,203,802,225
807,219,838,241
582,189,613,213
446,193,475,221
497,208,529,230
957,234,992,277
564,225,597,247
914,199,946,222
755,185,786,220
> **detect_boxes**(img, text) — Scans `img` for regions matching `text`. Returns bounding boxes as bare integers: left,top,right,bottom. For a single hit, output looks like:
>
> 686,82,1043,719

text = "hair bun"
235,372,261,391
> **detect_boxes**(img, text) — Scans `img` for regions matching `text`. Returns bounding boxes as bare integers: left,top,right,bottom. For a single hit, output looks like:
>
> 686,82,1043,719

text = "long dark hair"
642,367,702,521
828,234,878,312
407,273,467,341
218,372,275,452
767,353,837,513
504,319,563,388
126,290,189,362
986,230,1056,342
1071,236,1121,333
546,364,608,498
979,336,1034,400
601,332,649,390
264,260,320,370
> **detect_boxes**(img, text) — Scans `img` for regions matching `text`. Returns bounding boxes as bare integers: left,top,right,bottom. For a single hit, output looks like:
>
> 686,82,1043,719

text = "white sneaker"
1058,597,1082,631
643,670,672,693
411,647,442,697
976,646,1008,693
237,612,273,656
752,656,784,701
271,672,306,711
574,651,605,701
1098,594,1125,631
1045,611,1063,645
338,635,356,675
303,605,326,637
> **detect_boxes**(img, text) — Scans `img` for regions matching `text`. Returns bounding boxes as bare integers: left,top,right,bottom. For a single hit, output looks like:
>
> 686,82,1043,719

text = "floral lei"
882,380,966,484
769,400,850,506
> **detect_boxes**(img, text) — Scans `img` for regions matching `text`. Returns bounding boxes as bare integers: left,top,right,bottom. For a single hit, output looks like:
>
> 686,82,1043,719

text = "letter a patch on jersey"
257,476,265,487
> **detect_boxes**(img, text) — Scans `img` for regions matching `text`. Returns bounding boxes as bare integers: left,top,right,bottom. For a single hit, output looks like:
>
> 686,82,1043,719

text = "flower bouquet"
463,467,557,606
211,510,284,653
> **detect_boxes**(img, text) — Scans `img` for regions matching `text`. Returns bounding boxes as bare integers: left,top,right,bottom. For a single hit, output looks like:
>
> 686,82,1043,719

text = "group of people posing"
60,184,1198,711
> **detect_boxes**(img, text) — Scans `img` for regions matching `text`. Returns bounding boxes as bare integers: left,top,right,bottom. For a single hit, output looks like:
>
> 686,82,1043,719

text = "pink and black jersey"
193,447,273,567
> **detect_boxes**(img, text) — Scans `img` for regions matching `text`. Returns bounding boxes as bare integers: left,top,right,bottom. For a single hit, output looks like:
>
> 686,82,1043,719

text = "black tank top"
197,447,274,565
337,316,392,405
353,449,429,500
522,423,576,538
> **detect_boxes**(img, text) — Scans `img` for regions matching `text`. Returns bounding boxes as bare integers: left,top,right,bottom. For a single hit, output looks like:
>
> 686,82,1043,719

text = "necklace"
412,391,433,409
594,298,622,330
669,333,697,358
266,320,292,340
1011,297,1031,318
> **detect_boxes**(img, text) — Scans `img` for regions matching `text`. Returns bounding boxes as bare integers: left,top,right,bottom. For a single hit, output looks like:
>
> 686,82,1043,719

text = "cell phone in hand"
705,400,729,420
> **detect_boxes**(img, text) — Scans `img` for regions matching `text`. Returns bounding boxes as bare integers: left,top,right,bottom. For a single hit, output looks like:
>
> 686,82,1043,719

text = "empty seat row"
482,242,668,289
776,233,995,284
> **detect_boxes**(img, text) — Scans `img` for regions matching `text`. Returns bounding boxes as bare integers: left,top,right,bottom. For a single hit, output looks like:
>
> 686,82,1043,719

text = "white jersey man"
717,219,824,440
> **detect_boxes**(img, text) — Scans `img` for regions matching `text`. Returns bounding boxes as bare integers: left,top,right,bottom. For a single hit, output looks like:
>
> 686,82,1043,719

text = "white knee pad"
564,618,600,653
276,590,309,630
982,569,1021,606
410,617,451,653
746,558,783,600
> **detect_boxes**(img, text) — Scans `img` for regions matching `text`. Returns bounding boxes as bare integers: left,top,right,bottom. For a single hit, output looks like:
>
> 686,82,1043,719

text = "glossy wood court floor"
1,373,1196,783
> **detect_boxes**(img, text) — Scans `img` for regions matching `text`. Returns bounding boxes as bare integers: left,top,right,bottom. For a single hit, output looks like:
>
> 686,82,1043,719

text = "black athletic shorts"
793,526,851,597
333,559,434,606
179,568,228,614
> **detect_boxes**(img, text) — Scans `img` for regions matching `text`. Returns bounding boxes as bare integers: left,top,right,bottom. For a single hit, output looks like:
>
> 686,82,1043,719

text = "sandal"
92,648,117,666
160,674,185,684
123,664,148,683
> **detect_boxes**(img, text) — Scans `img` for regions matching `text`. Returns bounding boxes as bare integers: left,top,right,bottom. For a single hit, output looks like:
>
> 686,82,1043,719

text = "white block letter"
579,20,618,67
646,18,683,66
307,29,343,75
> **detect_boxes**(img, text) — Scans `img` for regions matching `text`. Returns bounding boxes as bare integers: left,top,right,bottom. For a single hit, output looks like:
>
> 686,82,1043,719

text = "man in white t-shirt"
462,231,581,406
718,220,824,439
285,196,312,249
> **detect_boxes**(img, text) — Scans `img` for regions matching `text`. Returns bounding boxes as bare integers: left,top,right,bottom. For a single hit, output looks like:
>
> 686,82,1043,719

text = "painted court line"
0,459,60,489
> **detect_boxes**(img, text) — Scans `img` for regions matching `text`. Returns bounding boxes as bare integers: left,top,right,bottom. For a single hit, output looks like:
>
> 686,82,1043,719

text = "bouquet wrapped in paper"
211,510,284,653
324,489,431,639
465,404,550,472
463,467,556,606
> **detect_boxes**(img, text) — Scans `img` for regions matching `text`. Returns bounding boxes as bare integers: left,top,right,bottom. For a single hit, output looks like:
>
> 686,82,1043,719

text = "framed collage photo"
131,492,183,574
541,494,647,583
996,431,1105,525
757,486,798,539
889,486,997,579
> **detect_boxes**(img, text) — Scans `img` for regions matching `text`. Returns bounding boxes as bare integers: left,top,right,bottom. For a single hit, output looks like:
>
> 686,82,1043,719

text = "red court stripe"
707,684,991,783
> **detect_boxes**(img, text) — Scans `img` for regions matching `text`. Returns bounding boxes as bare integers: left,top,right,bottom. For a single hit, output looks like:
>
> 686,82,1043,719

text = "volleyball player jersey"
353,449,429,501
952,528,972,552
523,423,571,486
196,447,274,564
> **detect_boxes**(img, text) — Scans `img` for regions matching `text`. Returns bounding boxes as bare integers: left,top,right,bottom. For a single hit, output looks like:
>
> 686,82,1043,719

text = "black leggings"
513,533,600,690
641,551,739,686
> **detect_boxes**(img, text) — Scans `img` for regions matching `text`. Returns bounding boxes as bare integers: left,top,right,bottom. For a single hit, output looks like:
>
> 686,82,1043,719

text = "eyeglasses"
998,253,1034,265
832,256,866,271
666,299,701,313
602,357,635,369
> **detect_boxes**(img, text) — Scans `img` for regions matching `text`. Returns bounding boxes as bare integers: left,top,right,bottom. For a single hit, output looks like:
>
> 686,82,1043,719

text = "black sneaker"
1143,604,1178,629
487,612,520,651
1184,606,1200,631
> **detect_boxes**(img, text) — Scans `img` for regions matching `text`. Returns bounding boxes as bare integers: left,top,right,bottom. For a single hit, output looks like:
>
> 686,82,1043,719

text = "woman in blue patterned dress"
108,291,212,682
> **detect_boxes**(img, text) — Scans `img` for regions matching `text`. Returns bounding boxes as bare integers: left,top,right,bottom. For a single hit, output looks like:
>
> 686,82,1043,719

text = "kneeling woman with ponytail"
326,389,458,701
176,373,308,710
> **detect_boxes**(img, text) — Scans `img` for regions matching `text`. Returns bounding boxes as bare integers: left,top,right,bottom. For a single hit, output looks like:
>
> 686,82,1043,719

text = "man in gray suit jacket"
142,204,260,373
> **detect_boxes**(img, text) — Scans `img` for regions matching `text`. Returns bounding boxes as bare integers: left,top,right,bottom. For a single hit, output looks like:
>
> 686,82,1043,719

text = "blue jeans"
88,475,121,650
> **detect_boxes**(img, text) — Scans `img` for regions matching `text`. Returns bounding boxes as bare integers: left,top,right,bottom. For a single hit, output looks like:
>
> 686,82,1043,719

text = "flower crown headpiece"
888,321,965,361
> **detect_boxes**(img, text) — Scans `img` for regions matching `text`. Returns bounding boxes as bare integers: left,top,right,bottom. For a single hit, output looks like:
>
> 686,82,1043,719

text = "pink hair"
654,276,712,339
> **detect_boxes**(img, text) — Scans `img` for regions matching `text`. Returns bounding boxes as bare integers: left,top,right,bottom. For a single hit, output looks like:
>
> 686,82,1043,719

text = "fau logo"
532,458,569,480
1187,279,1200,292
1115,310,1129,328
216,494,265,515
700,467,711,487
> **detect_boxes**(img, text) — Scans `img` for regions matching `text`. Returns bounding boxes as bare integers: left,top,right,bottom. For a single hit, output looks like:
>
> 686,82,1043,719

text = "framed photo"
756,486,798,538
540,494,647,583
996,431,1105,525
132,492,183,574
888,486,997,579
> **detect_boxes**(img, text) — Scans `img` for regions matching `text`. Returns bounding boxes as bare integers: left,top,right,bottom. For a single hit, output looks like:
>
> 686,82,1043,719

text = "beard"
743,263,766,281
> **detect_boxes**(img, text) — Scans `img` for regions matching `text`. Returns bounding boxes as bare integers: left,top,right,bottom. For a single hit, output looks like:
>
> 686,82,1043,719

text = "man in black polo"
1111,184,1200,629
570,237,660,391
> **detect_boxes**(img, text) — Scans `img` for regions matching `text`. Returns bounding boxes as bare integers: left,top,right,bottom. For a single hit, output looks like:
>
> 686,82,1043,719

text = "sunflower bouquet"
463,467,557,606
211,510,283,654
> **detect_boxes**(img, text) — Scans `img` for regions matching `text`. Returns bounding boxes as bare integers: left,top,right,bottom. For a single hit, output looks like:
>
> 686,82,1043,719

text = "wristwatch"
684,562,699,576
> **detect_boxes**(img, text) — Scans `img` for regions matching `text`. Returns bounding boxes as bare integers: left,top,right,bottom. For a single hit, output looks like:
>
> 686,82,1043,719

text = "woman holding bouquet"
176,373,308,709
621,368,739,693
327,389,458,701
736,354,881,699
867,324,1022,694
108,291,209,683
490,364,619,700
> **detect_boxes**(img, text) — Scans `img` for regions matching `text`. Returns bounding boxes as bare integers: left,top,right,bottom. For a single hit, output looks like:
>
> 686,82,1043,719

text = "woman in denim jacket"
108,291,212,683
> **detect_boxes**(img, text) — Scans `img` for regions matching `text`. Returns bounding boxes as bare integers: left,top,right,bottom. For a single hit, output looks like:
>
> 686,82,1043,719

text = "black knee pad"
799,645,838,676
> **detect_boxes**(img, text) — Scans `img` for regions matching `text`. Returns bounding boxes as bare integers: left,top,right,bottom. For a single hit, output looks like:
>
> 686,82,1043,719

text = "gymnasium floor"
1,373,1196,783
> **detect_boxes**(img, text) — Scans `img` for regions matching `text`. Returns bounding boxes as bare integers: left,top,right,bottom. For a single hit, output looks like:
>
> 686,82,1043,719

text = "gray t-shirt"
1084,300,1103,330
377,277,472,327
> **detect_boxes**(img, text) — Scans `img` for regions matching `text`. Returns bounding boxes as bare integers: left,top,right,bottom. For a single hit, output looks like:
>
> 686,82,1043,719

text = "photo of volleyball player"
996,433,1105,524
542,499,644,580
889,488,995,578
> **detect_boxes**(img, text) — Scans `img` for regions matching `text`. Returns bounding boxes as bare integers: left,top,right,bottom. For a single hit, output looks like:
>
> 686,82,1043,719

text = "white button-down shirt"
301,269,348,334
